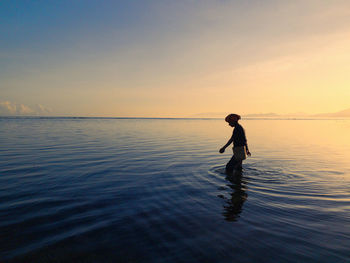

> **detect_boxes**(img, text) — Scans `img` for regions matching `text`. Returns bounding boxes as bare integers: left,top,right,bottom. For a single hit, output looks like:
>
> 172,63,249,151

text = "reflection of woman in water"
219,114,251,174
222,172,248,221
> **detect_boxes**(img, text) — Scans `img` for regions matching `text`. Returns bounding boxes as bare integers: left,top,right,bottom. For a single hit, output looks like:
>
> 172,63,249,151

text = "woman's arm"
219,135,234,153
242,127,251,156
245,143,251,156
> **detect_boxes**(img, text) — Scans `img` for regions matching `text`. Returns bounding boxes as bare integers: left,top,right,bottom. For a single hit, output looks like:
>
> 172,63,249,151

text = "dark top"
232,123,247,147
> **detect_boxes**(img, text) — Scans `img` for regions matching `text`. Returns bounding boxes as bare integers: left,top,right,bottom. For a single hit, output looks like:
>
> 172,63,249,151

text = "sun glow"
1,1,350,117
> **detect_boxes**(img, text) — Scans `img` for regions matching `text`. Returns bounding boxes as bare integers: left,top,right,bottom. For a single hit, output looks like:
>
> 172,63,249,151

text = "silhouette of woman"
219,114,251,173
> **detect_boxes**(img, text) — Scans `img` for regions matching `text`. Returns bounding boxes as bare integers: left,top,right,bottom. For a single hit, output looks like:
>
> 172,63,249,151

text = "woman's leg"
226,155,238,174
234,160,242,170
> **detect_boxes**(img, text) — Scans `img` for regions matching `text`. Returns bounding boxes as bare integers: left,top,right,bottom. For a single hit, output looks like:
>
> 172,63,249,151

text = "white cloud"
0,101,17,114
0,101,51,116
18,104,35,114
35,104,52,114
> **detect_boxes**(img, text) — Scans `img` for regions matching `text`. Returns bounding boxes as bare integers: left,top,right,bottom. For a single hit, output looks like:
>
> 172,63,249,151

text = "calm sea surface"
1,117,350,262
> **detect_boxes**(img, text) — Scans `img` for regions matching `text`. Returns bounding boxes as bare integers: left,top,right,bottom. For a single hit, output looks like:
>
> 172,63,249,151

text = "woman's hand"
219,147,225,153
247,150,251,156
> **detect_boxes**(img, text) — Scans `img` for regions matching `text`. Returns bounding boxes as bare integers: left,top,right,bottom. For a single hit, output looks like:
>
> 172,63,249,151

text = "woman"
219,114,251,173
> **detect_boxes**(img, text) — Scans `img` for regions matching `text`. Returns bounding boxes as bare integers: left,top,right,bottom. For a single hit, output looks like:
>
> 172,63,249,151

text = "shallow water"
1,117,350,262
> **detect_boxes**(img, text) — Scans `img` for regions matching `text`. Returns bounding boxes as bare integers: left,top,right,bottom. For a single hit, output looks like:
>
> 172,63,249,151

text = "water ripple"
1,118,350,262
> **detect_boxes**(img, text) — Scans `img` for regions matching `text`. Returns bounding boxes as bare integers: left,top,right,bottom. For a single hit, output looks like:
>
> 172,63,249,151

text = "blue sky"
1,1,350,116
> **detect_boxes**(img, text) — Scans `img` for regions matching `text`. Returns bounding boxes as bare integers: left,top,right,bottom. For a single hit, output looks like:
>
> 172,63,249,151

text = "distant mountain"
244,112,279,118
244,112,311,118
313,108,350,117
189,112,227,118
191,108,350,119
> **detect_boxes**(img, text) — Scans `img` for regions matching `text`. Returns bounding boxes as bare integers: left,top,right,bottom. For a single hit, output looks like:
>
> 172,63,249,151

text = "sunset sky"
1,0,350,117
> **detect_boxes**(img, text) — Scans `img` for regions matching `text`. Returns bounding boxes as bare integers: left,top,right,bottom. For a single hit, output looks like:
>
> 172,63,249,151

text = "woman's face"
228,121,236,127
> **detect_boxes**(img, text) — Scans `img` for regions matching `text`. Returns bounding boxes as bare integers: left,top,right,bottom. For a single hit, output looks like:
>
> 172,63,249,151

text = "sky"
1,0,350,117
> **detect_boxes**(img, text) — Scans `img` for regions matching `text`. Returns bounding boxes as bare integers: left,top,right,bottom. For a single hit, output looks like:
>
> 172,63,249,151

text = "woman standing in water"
219,114,251,173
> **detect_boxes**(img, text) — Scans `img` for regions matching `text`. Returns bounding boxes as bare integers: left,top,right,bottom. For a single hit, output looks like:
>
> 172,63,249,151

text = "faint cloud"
0,101,17,114
35,104,52,114
0,101,51,116
18,104,35,114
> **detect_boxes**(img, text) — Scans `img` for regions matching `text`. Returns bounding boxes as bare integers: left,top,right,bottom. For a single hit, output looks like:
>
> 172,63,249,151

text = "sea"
1,117,349,262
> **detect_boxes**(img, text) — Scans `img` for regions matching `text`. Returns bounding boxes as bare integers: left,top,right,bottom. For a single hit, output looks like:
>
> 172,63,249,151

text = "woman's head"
225,114,241,126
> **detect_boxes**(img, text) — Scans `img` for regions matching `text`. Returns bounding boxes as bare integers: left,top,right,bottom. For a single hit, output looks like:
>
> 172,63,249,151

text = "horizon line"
1,115,350,120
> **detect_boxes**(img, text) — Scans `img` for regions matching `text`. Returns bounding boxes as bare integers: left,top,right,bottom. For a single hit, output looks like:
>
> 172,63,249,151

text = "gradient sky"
1,0,350,117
